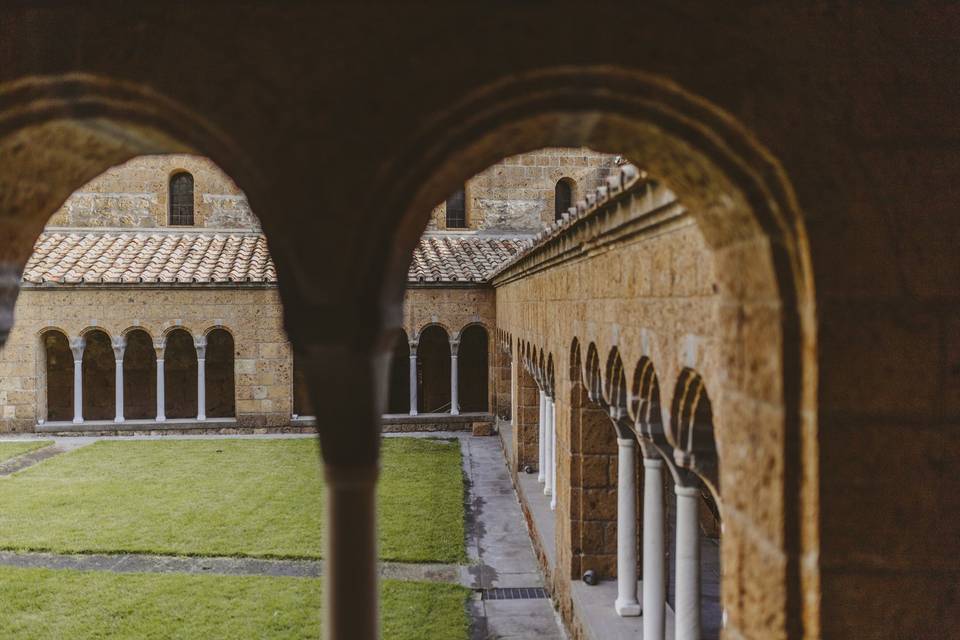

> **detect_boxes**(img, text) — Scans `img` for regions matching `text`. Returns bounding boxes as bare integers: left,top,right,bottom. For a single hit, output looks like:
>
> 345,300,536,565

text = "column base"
114,417,125,424
156,416,166,422
72,417,83,424
615,600,642,617
409,410,418,417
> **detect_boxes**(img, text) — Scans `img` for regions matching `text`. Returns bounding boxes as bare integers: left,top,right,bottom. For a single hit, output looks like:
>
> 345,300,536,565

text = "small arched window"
446,186,467,229
555,178,573,221
169,172,195,225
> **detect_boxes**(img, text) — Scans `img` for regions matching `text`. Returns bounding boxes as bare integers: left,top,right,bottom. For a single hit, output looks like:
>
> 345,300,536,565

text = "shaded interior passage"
387,331,410,414
43,330,72,422
123,330,156,420
164,329,197,419
81,330,114,421
458,325,488,412
417,326,450,413
205,329,235,418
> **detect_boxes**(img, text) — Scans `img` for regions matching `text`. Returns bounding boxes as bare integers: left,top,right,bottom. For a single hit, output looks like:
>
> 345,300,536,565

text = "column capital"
69,336,86,360
194,334,207,358
111,335,127,360
153,336,166,358
408,340,418,355
449,338,460,355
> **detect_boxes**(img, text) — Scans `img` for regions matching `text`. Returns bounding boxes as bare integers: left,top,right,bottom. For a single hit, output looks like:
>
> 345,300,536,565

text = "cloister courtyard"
0,433,494,639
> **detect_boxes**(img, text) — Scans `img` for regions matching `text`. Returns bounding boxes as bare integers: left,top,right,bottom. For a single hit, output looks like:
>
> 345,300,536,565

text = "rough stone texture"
427,148,616,231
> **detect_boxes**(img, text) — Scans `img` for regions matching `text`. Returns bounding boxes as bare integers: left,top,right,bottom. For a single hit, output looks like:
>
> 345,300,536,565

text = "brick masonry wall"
46,155,259,230
427,148,617,232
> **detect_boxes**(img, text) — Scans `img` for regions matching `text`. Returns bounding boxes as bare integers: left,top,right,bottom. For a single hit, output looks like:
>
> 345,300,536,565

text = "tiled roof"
23,232,276,284
409,235,530,283
22,231,530,286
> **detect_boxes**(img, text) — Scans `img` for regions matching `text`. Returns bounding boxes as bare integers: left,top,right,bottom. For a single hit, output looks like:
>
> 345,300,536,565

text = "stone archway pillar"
537,389,546,482
408,340,418,416
543,393,553,498
112,335,126,423
69,337,85,424
615,435,641,616
450,338,460,415
675,483,701,640
154,338,166,422
548,397,557,510
195,335,207,421
643,455,666,638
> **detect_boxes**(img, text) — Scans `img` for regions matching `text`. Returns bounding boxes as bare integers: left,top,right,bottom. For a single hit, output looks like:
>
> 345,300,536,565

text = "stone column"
69,337,85,423
675,483,701,640
615,436,641,616
549,397,557,511
154,338,166,422
112,335,126,423
325,463,379,640
544,394,553,498
195,335,207,421
408,341,418,416
450,338,460,415
643,456,666,639
537,389,546,483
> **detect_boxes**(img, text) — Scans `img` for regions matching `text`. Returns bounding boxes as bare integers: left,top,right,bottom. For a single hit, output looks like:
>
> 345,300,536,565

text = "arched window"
42,330,72,422
164,329,197,418
82,330,115,421
205,328,235,418
169,171,195,225
555,178,573,221
445,186,467,228
123,329,156,420
417,325,451,413
458,325,489,412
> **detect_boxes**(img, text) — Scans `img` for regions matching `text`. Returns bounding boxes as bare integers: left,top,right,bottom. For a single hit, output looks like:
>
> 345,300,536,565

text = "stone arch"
204,327,235,418
386,328,410,414
373,67,815,635
554,176,575,221
458,323,489,413
569,338,582,384
670,368,719,501
80,328,114,421
122,328,156,420
631,356,666,448
584,342,603,404
417,324,451,413
40,328,72,422
604,348,628,418
164,327,197,419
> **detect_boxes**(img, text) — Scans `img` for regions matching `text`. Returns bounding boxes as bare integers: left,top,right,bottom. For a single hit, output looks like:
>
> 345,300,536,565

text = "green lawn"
0,440,52,463
0,566,470,640
0,437,465,563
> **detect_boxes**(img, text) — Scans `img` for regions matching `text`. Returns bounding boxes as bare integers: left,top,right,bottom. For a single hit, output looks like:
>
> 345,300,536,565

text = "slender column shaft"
72,359,83,423
156,358,166,421
450,351,460,415
114,359,124,422
325,464,379,640
195,336,207,421
70,337,85,424
408,351,418,416
543,395,553,497
643,457,666,639
537,390,546,482
549,398,557,510
615,437,641,615
675,484,701,640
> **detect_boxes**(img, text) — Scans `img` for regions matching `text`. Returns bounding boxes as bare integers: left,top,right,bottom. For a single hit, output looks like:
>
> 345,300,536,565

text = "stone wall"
46,155,259,230
427,148,617,232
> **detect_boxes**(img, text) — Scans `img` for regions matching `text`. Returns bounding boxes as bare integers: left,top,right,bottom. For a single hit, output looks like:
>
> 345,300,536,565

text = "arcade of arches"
0,6,956,639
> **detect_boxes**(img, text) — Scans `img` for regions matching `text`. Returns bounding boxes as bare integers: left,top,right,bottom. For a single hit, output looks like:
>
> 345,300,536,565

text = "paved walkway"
0,431,566,639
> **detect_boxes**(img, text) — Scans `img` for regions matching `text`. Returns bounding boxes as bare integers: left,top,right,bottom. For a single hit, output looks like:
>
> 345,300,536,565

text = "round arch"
457,323,489,412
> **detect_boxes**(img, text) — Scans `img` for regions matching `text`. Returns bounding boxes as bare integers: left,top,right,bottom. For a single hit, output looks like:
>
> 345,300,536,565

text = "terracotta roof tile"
408,236,530,283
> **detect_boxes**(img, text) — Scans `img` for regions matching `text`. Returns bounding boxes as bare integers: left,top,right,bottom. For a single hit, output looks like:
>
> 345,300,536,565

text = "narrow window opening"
169,172,195,225
446,187,467,228
555,178,573,221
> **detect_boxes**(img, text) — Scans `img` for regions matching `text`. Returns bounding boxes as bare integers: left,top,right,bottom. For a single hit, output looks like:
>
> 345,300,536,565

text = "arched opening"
417,325,451,413
555,177,574,220
164,329,197,419
123,329,156,420
386,330,410,414
205,328,235,418
445,186,467,228
41,330,72,422
81,329,115,421
169,171,195,225
458,324,488,412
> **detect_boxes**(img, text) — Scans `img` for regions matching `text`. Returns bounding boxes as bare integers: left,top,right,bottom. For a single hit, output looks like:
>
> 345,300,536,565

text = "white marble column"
675,483,701,640
614,436,641,616
154,338,166,422
544,395,553,498
549,398,557,511
537,389,546,483
195,335,207,421
450,338,460,415
69,337,85,424
325,463,379,640
112,335,126,423
408,342,418,416
643,456,666,639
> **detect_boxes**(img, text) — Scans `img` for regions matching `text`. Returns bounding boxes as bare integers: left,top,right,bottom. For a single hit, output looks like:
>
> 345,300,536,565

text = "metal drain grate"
481,587,548,600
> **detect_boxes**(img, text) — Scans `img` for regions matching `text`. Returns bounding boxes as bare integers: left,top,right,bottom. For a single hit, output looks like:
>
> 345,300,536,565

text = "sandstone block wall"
427,148,617,232
46,155,259,230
